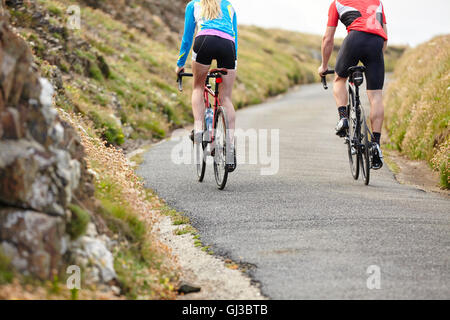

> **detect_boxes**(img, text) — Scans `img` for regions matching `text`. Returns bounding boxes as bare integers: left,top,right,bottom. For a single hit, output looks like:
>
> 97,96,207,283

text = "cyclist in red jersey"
318,0,388,169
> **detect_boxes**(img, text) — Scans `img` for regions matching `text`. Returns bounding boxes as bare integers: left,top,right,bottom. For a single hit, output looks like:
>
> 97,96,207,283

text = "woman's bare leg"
219,69,237,144
192,61,210,136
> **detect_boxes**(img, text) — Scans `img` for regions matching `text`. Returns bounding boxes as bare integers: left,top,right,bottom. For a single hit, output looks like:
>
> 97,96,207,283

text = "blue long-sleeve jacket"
177,0,238,67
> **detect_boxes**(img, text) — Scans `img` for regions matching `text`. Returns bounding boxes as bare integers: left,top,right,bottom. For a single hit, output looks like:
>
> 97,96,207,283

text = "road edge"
129,147,267,300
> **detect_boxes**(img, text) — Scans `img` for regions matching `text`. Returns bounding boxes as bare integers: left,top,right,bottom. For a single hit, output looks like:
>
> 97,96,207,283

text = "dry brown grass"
384,35,450,188
0,279,121,300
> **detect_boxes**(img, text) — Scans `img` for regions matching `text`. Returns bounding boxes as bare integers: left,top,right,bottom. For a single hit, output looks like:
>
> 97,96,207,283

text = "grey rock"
0,209,67,280
71,235,117,283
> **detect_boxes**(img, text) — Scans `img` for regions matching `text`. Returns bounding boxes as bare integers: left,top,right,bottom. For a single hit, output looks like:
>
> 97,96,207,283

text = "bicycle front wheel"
195,121,207,182
213,106,229,190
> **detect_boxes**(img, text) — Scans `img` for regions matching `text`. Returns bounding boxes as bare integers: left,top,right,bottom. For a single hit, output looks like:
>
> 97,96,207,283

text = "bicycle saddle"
209,68,228,76
347,66,366,74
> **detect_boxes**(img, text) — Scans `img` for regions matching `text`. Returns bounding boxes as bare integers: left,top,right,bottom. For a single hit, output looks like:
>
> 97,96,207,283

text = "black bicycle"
177,68,231,190
322,67,375,185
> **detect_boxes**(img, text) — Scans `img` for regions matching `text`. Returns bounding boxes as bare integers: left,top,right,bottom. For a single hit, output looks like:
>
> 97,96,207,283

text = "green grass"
47,4,63,16
0,250,14,285
160,207,216,253
87,110,125,145
161,206,190,226
96,179,146,242
174,225,196,236
93,178,176,298
67,204,90,240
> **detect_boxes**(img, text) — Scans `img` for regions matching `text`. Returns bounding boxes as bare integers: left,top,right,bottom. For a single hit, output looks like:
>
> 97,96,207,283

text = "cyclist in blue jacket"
176,0,238,171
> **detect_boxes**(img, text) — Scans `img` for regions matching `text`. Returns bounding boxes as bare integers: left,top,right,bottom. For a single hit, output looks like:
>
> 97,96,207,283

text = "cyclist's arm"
177,2,196,68
321,26,336,71
321,2,338,72
233,11,238,57
382,24,388,53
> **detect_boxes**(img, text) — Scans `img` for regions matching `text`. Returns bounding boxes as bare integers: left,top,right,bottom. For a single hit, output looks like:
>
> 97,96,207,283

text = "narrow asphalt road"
138,83,450,299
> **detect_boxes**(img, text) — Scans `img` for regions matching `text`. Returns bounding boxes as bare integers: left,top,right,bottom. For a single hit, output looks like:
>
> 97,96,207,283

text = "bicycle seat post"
214,74,222,99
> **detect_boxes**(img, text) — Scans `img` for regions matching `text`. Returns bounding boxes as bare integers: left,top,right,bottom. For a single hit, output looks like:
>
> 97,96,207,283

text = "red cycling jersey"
327,0,387,40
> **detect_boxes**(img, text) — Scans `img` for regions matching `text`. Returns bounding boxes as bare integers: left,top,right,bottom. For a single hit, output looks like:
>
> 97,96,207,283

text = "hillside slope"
384,35,449,189
8,0,403,147
7,0,324,147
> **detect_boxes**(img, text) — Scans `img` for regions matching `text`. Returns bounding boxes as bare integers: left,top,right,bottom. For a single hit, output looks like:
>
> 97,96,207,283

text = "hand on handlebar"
320,68,335,90
175,66,185,76
318,65,329,77
176,70,193,92
175,66,184,76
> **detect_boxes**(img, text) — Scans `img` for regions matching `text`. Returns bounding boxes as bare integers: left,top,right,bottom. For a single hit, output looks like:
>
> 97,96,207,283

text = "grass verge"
384,35,449,189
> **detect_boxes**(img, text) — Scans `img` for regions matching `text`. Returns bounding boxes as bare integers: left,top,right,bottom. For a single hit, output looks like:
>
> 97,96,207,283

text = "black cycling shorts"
193,35,236,70
335,30,385,90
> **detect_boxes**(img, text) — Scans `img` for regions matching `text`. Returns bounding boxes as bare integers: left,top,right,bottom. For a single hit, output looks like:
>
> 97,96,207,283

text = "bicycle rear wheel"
347,102,359,180
213,106,229,190
194,121,207,182
360,119,370,185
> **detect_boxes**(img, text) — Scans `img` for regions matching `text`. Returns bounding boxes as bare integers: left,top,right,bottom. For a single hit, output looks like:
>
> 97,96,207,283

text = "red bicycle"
177,68,231,190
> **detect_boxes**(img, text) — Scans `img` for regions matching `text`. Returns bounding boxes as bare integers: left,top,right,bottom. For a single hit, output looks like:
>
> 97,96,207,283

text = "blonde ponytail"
201,0,221,21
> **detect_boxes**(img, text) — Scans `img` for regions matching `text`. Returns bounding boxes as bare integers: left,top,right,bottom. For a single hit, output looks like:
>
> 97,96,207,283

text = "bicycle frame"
348,82,361,141
177,69,228,146
321,69,373,144
348,80,373,144
203,74,223,144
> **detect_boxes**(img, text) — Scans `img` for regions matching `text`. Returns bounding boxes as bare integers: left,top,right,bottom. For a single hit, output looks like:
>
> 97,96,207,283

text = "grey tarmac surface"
137,83,450,299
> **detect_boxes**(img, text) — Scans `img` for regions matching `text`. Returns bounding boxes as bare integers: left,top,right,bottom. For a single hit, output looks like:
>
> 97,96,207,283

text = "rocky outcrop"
0,209,67,279
0,10,113,282
70,222,117,284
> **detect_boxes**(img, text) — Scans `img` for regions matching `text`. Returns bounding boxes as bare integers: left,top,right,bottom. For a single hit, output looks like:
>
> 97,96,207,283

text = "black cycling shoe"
371,143,384,170
226,145,237,172
335,118,349,137
191,130,208,150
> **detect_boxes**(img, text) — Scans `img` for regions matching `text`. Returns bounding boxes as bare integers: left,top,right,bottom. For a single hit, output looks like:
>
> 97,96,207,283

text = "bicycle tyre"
360,119,370,185
347,94,359,180
195,120,207,182
213,106,229,190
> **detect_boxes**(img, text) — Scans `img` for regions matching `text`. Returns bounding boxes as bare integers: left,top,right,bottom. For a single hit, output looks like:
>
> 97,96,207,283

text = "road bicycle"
177,68,231,190
322,66,375,185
